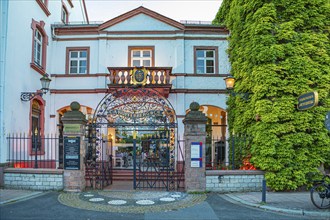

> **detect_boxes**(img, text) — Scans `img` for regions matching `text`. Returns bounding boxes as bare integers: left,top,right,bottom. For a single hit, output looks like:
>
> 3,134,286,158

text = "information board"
191,142,202,168
64,136,80,170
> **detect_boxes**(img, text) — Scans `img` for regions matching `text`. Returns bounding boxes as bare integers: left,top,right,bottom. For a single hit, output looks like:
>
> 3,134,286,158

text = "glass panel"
31,116,40,151
206,50,214,57
35,30,42,41
70,51,78,58
206,60,214,66
35,43,41,65
197,60,204,66
196,50,204,58
80,51,87,58
80,60,86,67
143,50,151,57
70,60,77,67
36,52,41,64
79,67,86,74
70,67,77,73
133,60,140,66
143,60,151,67
132,51,140,57
197,66,204,74
206,67,214,73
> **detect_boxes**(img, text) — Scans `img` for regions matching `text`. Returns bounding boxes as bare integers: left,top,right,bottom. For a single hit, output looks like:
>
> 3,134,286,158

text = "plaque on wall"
191,142,202,168
64,136,80,170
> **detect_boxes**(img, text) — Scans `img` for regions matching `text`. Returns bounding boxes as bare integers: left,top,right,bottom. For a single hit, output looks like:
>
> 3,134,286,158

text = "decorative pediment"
99,6,184,31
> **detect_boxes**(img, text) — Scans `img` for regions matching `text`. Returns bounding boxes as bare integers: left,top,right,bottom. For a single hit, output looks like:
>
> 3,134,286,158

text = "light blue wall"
0,0,9,163
104,14,180,31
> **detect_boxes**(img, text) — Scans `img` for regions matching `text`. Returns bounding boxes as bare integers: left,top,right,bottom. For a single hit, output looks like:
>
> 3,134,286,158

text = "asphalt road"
0,192,320,220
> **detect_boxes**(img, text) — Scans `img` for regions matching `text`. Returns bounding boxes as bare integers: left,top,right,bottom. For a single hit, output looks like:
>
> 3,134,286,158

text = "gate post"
61,102,87,192
183,102,207,192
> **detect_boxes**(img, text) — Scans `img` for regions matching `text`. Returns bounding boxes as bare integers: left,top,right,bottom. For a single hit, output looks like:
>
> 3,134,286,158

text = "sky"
84,0,223,23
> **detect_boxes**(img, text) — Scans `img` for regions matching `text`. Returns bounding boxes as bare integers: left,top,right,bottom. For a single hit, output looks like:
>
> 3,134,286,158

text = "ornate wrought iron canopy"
92,88,176,128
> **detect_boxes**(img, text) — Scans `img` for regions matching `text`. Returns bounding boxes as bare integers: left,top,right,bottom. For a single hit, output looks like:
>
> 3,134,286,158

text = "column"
183,102,207,192
61,101,87,192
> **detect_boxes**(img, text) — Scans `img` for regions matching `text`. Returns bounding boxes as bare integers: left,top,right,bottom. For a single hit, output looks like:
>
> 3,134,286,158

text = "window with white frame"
69,50,87,74
62,5,68,24
196,49,216,74
131,49,152,67
34,29,43,66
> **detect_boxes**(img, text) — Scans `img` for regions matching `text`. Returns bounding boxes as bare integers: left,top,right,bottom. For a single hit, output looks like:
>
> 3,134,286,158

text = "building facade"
1,2,230,170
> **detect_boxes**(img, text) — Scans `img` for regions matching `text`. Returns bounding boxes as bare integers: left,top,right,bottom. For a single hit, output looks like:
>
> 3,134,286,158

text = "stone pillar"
183,102,207,192
61,102,87,192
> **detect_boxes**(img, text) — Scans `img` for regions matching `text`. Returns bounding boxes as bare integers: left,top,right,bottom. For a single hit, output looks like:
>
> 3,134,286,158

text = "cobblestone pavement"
58,190,207,213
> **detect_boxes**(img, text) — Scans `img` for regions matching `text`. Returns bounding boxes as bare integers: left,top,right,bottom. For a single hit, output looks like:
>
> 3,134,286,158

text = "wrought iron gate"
85,88,184,191
135,131,185,191
85,135,113,189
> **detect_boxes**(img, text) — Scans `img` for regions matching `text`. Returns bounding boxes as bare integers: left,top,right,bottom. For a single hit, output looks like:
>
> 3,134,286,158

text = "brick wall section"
206,170,264,192
4,168,63,190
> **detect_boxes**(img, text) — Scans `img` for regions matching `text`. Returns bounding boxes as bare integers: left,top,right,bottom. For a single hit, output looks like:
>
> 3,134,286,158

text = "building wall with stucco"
1,3,230,166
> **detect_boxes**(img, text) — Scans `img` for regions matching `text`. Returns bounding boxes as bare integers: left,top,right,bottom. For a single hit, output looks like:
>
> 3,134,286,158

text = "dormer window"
62,4,69,24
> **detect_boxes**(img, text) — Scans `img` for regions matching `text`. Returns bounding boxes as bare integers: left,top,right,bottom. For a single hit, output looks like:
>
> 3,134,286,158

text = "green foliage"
214,0,330,190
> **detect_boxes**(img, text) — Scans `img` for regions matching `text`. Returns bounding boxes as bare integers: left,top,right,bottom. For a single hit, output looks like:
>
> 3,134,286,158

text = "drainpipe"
0,0,9,163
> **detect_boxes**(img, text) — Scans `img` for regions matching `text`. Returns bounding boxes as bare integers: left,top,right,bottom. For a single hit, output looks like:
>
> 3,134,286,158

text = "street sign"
297,91,318,110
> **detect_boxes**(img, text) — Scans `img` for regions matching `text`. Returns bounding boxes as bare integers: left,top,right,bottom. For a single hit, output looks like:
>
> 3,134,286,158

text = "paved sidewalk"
0,189,44,205
224,191,330,219
1,188,329,219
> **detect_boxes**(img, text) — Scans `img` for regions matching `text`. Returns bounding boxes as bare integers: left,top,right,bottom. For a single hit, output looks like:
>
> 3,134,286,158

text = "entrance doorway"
85,88,184,191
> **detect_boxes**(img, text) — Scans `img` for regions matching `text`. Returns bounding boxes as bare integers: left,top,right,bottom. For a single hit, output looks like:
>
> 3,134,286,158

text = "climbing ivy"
213,0,330,190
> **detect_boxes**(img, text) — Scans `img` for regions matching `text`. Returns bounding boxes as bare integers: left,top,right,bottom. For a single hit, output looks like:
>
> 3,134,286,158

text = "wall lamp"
21,74,51,101
224,75,249,100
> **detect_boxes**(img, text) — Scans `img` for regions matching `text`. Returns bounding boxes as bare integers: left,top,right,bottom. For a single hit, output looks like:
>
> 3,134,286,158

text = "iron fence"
205,135,253,170
6,134,61,169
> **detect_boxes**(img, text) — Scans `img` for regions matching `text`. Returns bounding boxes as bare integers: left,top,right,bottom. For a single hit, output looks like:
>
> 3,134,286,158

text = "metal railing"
6,134,61,169
107,67,172,86
205,135,253,170
180,20,213,25
85,159,113,190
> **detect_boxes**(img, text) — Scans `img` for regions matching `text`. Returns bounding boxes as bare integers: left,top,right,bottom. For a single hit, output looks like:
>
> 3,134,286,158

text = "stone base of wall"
206,170,264,192
4,168,63,190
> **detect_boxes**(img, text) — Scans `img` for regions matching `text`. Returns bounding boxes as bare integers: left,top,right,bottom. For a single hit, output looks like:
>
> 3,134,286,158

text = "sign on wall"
64,136,80,170
297,91,319,110
63,124,81,133
325,111,330,131
191,142,202,168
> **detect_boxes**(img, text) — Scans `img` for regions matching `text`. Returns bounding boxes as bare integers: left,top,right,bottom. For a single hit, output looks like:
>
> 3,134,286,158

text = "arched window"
29,97,45,155
186,105,227,169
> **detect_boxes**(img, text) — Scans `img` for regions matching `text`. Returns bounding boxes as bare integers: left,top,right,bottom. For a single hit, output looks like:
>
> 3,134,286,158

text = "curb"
0,191,45,205
223,194,330,219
